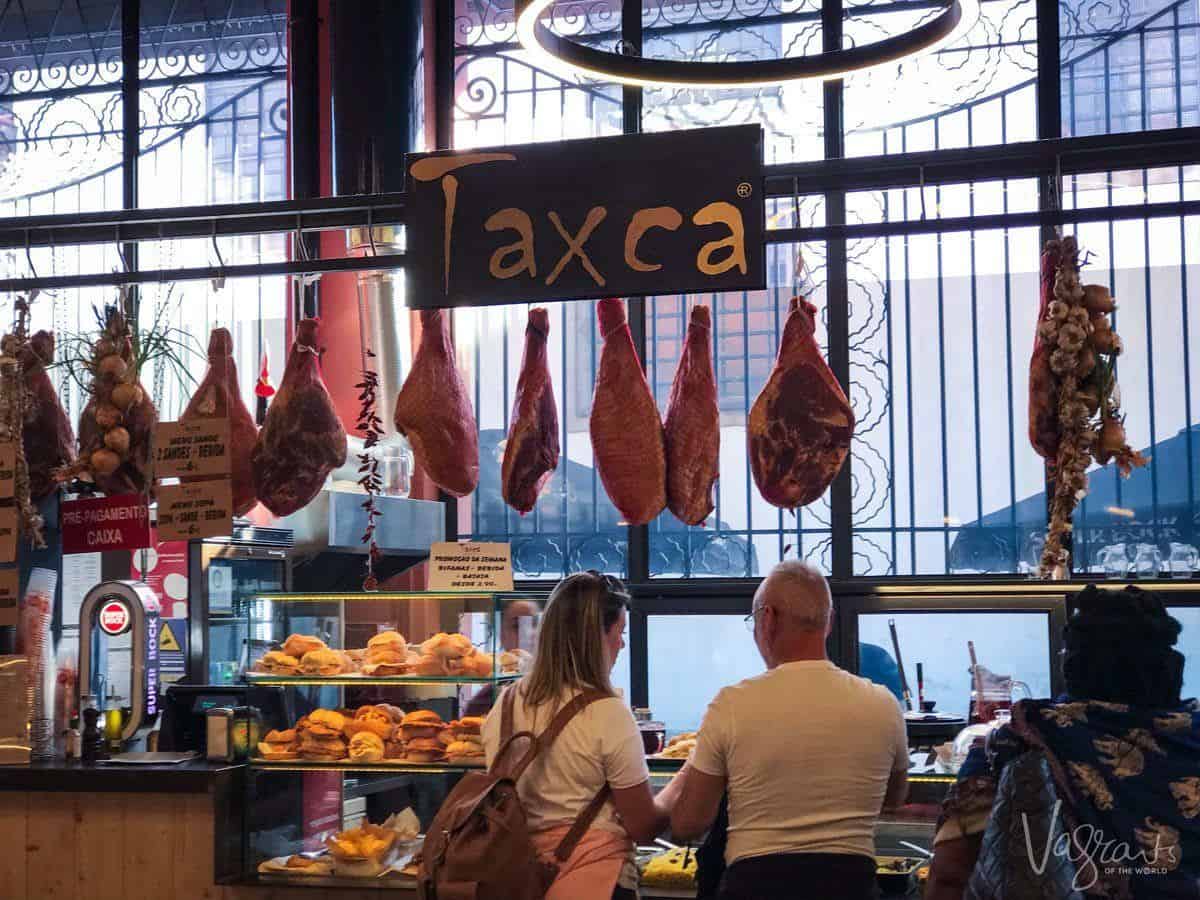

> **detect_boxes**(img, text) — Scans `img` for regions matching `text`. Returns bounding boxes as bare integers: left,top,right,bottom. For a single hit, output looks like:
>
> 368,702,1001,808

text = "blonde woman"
481,571,683,900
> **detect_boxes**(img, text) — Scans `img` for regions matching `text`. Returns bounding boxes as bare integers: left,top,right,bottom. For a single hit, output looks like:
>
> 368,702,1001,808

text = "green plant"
53,284,203,399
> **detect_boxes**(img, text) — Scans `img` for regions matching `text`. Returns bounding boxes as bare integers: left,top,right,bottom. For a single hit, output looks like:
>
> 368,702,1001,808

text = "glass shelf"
253,591,543,603
252,873,416,891
250,758,485,774
245,672,522,687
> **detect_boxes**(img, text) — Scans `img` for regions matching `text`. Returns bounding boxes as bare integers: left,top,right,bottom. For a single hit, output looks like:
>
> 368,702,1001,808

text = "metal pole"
824,0,854,581
289,0,322,319
121,0,140,320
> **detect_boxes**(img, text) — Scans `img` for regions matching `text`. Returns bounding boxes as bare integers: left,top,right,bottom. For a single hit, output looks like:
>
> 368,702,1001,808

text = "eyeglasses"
743,606,765,632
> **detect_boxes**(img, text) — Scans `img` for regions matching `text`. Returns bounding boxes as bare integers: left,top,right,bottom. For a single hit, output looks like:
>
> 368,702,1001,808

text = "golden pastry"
445,740,486,764
400,709,446,741
404,736,446,764
299,648,344,676
255,650,300,675
348,731,385,763
281,633,326,659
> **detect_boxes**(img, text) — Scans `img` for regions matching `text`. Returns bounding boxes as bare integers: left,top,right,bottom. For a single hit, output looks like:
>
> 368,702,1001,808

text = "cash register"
159,683,288,753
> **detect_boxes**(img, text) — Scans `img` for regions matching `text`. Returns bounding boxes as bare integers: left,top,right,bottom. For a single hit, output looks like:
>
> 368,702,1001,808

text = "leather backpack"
417,687,613,900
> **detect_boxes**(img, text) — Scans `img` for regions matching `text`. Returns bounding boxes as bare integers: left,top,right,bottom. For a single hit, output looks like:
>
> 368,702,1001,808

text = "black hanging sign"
405,125,765,309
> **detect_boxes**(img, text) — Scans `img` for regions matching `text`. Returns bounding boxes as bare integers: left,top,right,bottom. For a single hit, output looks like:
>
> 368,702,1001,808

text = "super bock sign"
405,125,765,309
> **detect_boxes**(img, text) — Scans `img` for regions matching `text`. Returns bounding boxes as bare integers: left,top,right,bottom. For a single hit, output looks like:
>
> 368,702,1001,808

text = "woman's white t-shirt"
481,684,650,836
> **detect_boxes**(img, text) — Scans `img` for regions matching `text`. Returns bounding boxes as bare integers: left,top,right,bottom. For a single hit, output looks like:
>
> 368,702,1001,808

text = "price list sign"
156,480,234,542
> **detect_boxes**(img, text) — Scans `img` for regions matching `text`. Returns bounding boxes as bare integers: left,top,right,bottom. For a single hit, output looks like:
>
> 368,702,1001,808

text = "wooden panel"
172,792,223,900
25,791,79,900
77,792,125,898
122,793,178,900
0,792,28,899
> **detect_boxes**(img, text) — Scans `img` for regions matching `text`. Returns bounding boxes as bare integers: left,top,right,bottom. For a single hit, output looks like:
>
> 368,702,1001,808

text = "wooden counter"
0,761,403,900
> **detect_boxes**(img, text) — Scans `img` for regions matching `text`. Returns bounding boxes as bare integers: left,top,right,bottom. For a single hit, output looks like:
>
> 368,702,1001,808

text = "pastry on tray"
349,731,385,763
299,734,347,762
422,632,476,675
383,725,405,760
362,630,410,676
299,648,344,676
281,633,326,659
284,855,332,875
257,728,300,761
305,709,347,736
255,650,300,675
343,705,394,740
658,733,698,759
500,648,532,674
404,736,447,764
445,740,485,765
326,823,398,878
400,709,446,742
256,854,333,876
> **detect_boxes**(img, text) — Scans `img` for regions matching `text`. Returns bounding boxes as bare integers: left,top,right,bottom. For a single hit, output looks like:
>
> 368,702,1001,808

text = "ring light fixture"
515,0,981,88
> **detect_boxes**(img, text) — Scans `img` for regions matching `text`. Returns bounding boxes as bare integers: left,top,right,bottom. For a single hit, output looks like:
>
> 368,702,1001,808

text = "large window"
0,0,289,424
450,0,1200,582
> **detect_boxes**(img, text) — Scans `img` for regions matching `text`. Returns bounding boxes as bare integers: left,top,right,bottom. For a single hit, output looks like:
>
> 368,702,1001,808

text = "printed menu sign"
0,569,17,626
61,494,151,554
154,419,231,478
0,442,14,499
428,541,514,592
156,480,232,541
0,506,15,563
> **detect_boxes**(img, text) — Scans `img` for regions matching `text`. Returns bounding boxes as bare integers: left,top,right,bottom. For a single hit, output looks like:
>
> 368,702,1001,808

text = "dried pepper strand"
356,348,384,591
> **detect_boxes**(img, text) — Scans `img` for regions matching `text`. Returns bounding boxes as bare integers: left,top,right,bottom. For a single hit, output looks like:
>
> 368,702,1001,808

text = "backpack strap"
493,687,620,862
552,783,613,863
509,688,609,781
490,685,533,777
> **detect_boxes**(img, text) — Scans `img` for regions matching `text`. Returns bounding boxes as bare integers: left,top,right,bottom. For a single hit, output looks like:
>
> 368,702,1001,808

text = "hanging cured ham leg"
394,309,479,498
664,304,719,526
19,330,74,500
251,318,347,516
590,298,666,525
748,297,854,509
182,327,259,516
502,308,559,515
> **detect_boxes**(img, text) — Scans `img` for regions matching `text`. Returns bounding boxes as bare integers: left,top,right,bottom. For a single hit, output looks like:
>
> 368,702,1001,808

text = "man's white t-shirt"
691,659,908,866
481,684,650,836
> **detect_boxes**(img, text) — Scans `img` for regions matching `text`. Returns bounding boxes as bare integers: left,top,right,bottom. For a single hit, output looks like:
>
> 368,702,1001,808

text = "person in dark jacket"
926,585,1199,900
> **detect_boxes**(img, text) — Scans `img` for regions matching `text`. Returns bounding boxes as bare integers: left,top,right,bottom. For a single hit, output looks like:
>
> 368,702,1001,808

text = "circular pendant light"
516,0,981,88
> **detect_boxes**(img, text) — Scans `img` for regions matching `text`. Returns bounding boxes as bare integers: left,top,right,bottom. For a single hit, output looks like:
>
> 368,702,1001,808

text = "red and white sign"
132,535,189,620
61,494,151,555
98,598,132,636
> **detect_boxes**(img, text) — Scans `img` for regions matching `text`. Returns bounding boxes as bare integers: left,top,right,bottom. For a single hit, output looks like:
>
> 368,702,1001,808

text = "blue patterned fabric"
982,698,1200,898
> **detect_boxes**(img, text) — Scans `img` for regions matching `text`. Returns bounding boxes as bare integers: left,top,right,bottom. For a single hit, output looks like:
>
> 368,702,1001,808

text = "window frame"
446,0,1200,584
440,0,1200,711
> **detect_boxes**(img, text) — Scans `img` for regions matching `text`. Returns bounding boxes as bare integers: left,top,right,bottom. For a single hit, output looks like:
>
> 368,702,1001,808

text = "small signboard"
153,419,231,478
0,506,16,563
159,618,187,684
61,494,151,554
156,480,232,542
405,125,765,309
428,541,514,592
0,569,17,627
0,443,15,499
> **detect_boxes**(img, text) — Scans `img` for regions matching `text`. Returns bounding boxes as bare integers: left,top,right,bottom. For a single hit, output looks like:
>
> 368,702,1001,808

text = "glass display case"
241,590,544,888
